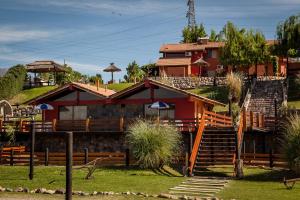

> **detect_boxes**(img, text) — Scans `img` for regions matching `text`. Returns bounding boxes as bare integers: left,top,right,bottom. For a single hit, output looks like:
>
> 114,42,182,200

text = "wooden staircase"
193,127,236,174
189,111,237,176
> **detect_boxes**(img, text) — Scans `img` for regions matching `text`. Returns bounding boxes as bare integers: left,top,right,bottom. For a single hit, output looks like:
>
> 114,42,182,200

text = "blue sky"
0,0,299,82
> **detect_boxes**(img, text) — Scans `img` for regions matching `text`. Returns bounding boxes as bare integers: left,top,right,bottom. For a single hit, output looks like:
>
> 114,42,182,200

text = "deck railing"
0,117,201,133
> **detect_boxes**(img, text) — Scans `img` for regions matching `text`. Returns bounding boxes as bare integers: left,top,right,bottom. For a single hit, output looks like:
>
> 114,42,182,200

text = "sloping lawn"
0,166,184,195
106,83,134,92
189,86,229,112
9,86,57,105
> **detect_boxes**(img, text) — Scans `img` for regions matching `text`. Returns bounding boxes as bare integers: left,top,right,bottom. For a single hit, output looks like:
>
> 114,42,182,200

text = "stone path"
169,176,230,198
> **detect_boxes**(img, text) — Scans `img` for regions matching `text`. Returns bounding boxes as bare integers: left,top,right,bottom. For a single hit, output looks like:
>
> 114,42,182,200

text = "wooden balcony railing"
0,117,201,133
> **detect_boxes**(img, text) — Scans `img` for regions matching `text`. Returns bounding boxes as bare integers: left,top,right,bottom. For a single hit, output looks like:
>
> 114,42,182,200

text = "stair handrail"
189,111,206,175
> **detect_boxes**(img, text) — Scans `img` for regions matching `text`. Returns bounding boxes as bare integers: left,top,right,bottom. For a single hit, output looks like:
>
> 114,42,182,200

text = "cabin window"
144,104,175,120
59,106,87,120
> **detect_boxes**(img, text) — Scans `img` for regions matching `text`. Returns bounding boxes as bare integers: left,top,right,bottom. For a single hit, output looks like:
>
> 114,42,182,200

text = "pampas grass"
127,120,182,169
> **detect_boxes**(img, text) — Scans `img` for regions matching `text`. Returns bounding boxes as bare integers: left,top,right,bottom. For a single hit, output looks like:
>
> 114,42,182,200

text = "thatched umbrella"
103,63,121,83
193,57,209,77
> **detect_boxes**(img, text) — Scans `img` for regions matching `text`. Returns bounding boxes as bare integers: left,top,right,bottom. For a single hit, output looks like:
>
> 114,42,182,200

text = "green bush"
127,120,182,169
282,114,300,174
0,65,26,100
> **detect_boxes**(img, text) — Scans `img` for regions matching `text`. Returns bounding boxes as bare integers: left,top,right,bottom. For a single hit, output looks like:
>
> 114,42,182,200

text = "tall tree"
56,64,84,85
275,13,300,56
141,63,158,77
124,61,145,83
209,29,222,42
182,23,207,43
275,13,300,75
220,22,270,74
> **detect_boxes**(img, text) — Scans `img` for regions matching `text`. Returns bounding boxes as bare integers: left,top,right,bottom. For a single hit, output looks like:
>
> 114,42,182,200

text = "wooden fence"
0,151,132,166
242,153,287,168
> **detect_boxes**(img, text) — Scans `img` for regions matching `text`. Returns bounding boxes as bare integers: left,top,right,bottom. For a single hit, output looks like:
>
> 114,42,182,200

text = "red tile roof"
160,40,277,53
73,82,115,96
156,58,191,66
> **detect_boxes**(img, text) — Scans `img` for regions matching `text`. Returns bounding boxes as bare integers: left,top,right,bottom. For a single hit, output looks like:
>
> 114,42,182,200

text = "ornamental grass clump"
127,120,182,169
226,72,243,103
282,114,300,174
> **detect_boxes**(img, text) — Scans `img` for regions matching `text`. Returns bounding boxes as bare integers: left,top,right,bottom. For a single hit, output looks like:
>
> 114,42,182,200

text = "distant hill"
0,68,8,77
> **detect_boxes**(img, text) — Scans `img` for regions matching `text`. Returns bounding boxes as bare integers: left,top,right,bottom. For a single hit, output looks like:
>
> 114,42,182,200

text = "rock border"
0,185,224,200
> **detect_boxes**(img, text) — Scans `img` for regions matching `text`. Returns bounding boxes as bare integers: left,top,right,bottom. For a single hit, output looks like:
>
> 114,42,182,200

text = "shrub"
0,65,26,100
282,114,300,174
127,120,182,169
226,72,243,103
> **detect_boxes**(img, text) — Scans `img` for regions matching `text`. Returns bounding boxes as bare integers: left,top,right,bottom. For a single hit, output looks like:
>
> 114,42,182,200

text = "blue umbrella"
148,101,170,109
35,103,54,110
148,101,170,122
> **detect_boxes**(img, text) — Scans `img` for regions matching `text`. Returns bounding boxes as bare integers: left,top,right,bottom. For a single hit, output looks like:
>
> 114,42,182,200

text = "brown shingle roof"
156,58,191,66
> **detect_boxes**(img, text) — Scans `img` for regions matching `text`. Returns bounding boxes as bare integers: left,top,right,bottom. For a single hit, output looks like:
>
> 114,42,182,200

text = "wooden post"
242,109,247,131
250,111,254,129
269,148,274,168
189,132,193,154
253,139,256,160
243,141,246,160
19,119,23,132
261,114,265,128
52,119,57,132
66,132,73,200
125,148,130,167
10,149,14,166
85,118,90,132
29,121,35,180
256,113,259,128
45,148,49,166
84,148,88,165
120,116,124,132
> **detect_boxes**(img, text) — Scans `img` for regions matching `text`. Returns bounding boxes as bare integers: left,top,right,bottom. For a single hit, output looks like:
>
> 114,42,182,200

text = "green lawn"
188,86,228,103
189,86,229,112
1,166,299,200
215,167,299,200
0,166,184,195
9,86,57,105
106,83,134,92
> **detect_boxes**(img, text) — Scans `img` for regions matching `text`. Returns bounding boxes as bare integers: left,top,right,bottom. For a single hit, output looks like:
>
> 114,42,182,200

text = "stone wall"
0,132,191,153
150,77,227,89
0,132,127,153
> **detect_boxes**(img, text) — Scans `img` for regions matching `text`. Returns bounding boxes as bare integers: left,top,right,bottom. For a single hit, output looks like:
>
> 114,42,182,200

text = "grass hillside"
189,86,229,112
107,83,134,92
9,86,57,105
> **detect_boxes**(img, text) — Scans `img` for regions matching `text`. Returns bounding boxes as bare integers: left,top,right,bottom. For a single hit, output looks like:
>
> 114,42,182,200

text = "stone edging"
0,185,222,200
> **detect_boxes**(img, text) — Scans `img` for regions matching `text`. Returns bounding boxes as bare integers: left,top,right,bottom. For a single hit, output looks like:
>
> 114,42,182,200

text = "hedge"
0,65,26,100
